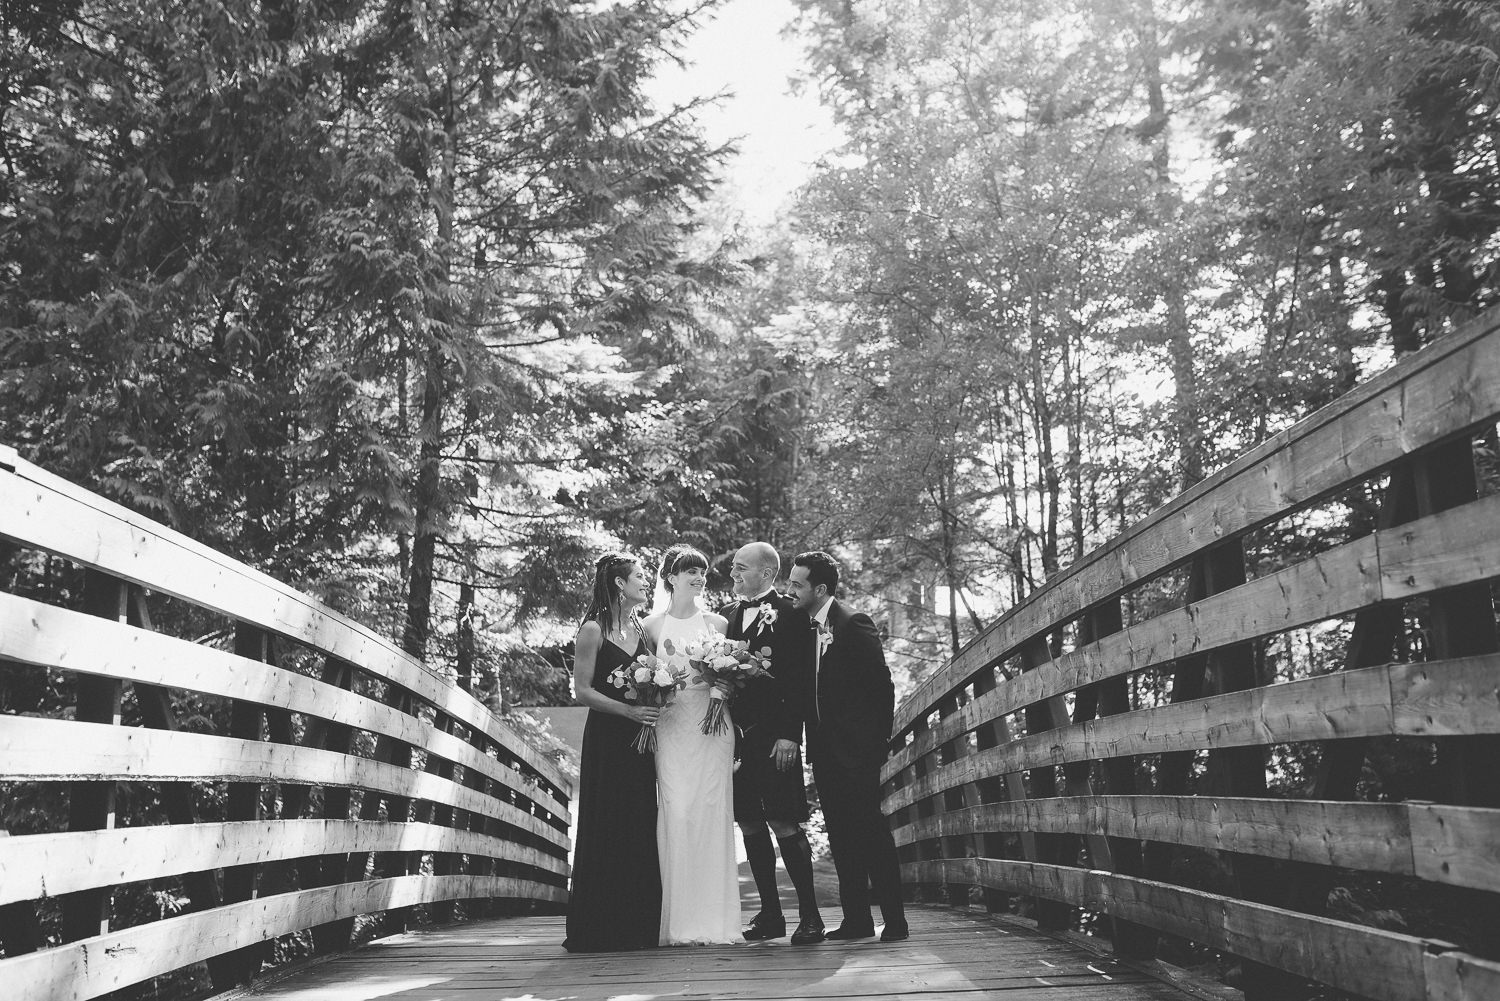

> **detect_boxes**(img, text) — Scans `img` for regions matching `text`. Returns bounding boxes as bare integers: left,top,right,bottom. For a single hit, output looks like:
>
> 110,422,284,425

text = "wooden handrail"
0,453,569,793
895,307,1500,739
883,307,1500,1001
0,454,574,999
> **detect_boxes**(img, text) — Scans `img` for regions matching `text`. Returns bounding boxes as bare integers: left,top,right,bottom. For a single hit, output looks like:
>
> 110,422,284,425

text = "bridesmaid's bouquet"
607,652,688,753
667,634,773,736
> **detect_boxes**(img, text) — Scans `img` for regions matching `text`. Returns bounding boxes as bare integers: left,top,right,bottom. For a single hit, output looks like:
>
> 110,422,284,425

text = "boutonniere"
814,621,833,655
755,602,779,631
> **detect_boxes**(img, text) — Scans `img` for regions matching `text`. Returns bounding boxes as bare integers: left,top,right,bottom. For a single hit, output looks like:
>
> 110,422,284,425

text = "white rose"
634,666,652,684
653,668,674,687
711,654,739,670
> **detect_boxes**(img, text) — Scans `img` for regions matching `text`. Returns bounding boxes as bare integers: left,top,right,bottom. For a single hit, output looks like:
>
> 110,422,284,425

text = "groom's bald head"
731,541,781,598
739,541,779,572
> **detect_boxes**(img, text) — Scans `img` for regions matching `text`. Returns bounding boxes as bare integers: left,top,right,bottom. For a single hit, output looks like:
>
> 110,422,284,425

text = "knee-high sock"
777,831,822,922
743,828,783,917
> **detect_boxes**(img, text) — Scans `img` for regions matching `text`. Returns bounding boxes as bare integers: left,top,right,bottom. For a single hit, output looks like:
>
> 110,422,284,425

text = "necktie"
812,620,823,721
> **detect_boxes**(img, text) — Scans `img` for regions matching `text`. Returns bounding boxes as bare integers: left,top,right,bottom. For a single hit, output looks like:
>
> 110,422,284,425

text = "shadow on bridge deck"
230,862,1213,1001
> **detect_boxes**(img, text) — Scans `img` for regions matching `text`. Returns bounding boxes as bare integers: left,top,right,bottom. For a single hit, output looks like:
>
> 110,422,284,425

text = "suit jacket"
805,598,894,771
718,590,814,746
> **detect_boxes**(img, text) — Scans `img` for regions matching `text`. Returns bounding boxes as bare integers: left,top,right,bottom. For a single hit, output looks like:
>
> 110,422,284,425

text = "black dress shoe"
824,924,875,940
879,922,910,942
790,920,826,945
744,913,787,941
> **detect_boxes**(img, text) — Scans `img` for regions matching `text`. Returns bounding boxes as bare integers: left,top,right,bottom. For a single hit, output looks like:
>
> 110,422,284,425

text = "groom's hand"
771,738,797,772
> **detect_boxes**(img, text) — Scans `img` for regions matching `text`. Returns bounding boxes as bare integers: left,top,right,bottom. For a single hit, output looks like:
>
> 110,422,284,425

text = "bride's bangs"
672,550,708,574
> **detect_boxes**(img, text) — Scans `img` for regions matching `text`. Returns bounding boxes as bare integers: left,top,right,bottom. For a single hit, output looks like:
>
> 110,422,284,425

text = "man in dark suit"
720,541,824,944
787,550,908,942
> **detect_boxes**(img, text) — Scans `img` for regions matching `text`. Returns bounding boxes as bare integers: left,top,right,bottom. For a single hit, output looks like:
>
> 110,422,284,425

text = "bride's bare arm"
703,611,729,636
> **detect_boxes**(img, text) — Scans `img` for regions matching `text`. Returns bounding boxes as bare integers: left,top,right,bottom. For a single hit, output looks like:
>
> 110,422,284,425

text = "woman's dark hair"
584,550,639,638
659,543,709,593
792,550,840,596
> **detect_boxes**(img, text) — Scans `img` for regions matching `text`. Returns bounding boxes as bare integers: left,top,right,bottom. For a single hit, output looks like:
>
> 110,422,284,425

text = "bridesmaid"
562,551,662,952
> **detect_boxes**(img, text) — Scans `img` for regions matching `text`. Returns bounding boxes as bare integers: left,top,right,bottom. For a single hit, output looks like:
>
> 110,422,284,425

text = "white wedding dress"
654,610,740,945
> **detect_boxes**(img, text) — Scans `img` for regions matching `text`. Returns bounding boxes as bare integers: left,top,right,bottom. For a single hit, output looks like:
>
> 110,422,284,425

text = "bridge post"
463,721,500,917
969,663,1031,915
418,710,459,924
906,712,942,903
215,622,277,986
306,657,358,954
125,590,231,955
1412,437,1500,806
1195,540,1305,1000
936,689,977,908
60,570,126,944
1079,599,1154,959
360,683,417,933
1410,437,1500,962
1019,632,1078,932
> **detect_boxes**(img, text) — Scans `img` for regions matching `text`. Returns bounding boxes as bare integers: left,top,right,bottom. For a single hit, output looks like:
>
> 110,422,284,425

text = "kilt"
733,726,810,824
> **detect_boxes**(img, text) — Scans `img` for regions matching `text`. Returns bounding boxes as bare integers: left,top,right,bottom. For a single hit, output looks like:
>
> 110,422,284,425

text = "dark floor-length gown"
562,633,662,951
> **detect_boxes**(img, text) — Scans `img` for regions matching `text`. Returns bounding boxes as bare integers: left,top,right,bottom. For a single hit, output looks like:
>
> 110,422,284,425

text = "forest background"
3,0,1499,843
4,0,1500,989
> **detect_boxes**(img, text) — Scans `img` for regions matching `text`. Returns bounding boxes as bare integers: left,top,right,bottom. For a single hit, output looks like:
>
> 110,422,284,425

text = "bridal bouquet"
667,634,773,736
607,652,688,753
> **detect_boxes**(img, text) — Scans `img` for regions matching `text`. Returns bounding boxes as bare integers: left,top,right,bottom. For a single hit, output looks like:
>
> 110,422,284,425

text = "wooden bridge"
3,309,1500,1001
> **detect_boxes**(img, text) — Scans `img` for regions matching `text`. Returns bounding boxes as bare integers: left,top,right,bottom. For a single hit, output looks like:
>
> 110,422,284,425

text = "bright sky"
645,0,843,226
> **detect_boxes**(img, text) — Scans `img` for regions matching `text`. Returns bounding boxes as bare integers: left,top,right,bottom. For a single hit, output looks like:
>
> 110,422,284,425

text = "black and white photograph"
2,1,1499,999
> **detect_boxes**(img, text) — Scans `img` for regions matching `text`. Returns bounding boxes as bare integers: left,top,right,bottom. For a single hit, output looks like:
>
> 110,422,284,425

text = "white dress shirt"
741,588,777,632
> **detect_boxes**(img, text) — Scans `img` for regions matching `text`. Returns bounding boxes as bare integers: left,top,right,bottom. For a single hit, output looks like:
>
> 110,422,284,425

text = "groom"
786,550,908,942
721,542,825,945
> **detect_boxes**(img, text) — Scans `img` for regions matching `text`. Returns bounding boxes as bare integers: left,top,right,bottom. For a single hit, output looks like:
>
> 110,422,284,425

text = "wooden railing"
882,308,1500,1001
0,448,572,1000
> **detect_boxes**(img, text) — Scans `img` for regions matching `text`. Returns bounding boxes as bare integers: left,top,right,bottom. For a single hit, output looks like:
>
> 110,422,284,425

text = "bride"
641,543,741,945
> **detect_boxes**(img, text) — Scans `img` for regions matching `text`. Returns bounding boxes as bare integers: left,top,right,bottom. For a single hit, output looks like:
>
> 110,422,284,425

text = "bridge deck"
235,867,1205,1001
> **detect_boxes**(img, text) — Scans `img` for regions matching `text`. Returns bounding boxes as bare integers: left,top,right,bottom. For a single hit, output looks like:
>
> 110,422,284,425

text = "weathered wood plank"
0,874,565,1001
0,717,569,849
0,459,571,797
894,796,1416,877
886,655,1500,814
896,309,1500,736
908,858,1461,1001
209,903,1201,1001
0,819,567,906
0,591,570,825
1426,951,1500,1001
886,534,1378,781
1410,804,1500,891
895,796,1500,895
1381,487,1500,601
889,483,1500,784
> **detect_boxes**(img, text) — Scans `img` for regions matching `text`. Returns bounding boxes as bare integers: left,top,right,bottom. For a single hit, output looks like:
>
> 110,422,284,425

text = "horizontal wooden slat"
896,309,1500,737
0,873,566,1001
0,456,572,797
1411,802,1500,891
1425,951,1500,1001
885,654,1500,814
888,489,1500,783
0,592,569,825
908,857,1482,1001
885,533,1380,781
0,819,568,906
0,717,569,850
893,796,1500,894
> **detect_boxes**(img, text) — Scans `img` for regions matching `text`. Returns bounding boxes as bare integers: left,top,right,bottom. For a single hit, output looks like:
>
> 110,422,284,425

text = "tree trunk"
402,47,459,661
1138,0,1202,489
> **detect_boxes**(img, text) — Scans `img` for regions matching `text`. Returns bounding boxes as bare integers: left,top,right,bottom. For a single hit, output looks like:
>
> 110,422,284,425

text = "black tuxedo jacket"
718,590,814,746
805,598,895,771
